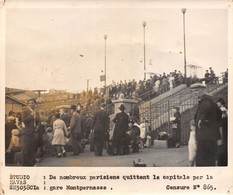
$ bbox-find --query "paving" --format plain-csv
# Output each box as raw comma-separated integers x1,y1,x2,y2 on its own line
36,145,189,167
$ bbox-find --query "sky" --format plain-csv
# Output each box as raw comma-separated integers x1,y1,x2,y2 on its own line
5,8,228,92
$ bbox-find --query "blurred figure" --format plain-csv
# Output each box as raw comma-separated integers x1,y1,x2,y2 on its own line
15,112,24,130
85,114,93,140
188,120,197,167
5,111,17,151
35,110,48,162
204,70,210,84
216,98,228,166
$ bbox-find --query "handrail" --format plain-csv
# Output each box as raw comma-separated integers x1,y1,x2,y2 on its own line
139,76,183,101
139,73,228,126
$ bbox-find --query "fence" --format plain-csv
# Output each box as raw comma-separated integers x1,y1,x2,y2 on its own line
139,75,228,144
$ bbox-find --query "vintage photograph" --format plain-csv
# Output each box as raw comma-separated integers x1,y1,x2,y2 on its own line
4,7,228,167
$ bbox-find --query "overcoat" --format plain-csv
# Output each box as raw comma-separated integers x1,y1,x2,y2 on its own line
194,94,222,166
112,111,129,143
20,106,39,166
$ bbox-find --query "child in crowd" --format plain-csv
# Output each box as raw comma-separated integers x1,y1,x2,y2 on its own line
6,129,20,153
188,120,197,166
6,129,22,165
43,127,55,157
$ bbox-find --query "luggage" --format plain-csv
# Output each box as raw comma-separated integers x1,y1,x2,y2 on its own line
89,130,95,152
133,159,146,167
153,140,168,149
167,138,176,148
145,135,151,148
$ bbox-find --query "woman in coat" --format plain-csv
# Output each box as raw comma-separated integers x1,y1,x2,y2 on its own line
52,113,68,157
171,107,181,148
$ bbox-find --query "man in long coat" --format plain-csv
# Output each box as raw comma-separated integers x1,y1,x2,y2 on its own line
193,84,222,166
20,99,39,166
112,104,129,155
92,103,109,156
70,105,83,155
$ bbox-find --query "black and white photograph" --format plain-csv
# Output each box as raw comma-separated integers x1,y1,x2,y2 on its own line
0,0,232,194
3,4,229,167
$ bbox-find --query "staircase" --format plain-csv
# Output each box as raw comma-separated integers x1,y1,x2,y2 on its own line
139,78,228,133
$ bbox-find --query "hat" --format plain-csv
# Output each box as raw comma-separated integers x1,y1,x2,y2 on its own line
119,104,126,111
190,83,206,89
173,106,180,111
70,105,77,110
100,103,106,108
217,98,225,105
129,119,135,124
28,98,36,104
55,112,61,118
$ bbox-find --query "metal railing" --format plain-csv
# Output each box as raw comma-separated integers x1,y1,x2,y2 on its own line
139,74,228,144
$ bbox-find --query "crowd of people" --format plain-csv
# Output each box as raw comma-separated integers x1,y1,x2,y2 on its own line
5,68,228,166
106,70,184,101
5,99,152,166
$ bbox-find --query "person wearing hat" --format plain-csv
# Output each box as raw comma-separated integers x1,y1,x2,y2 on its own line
204,70,210,84
112,104,129,155
69,105,83,155
92,103,109,156
193,84,222,166
60,108,71,130
20,98,40,166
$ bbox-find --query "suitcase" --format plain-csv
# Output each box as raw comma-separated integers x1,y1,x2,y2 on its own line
133,159,146,167
153,140,168,149
167,138,175,148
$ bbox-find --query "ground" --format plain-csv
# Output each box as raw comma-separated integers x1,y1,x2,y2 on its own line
36,145,189,167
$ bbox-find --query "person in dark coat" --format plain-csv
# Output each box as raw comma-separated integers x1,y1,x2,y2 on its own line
127,120,140,153
171,107,181,148
112,104,129,155
204,70,210,84
92,103,109,156
193,85,222,166
85,114,93,139
60,108,71,129
35,110,48,162
20,99,39,166
70,105,83,155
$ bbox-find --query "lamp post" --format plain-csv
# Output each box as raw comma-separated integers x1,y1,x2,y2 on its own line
182,8,187,86
86,79,90,92
104,34,107,88
142,21,147,80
